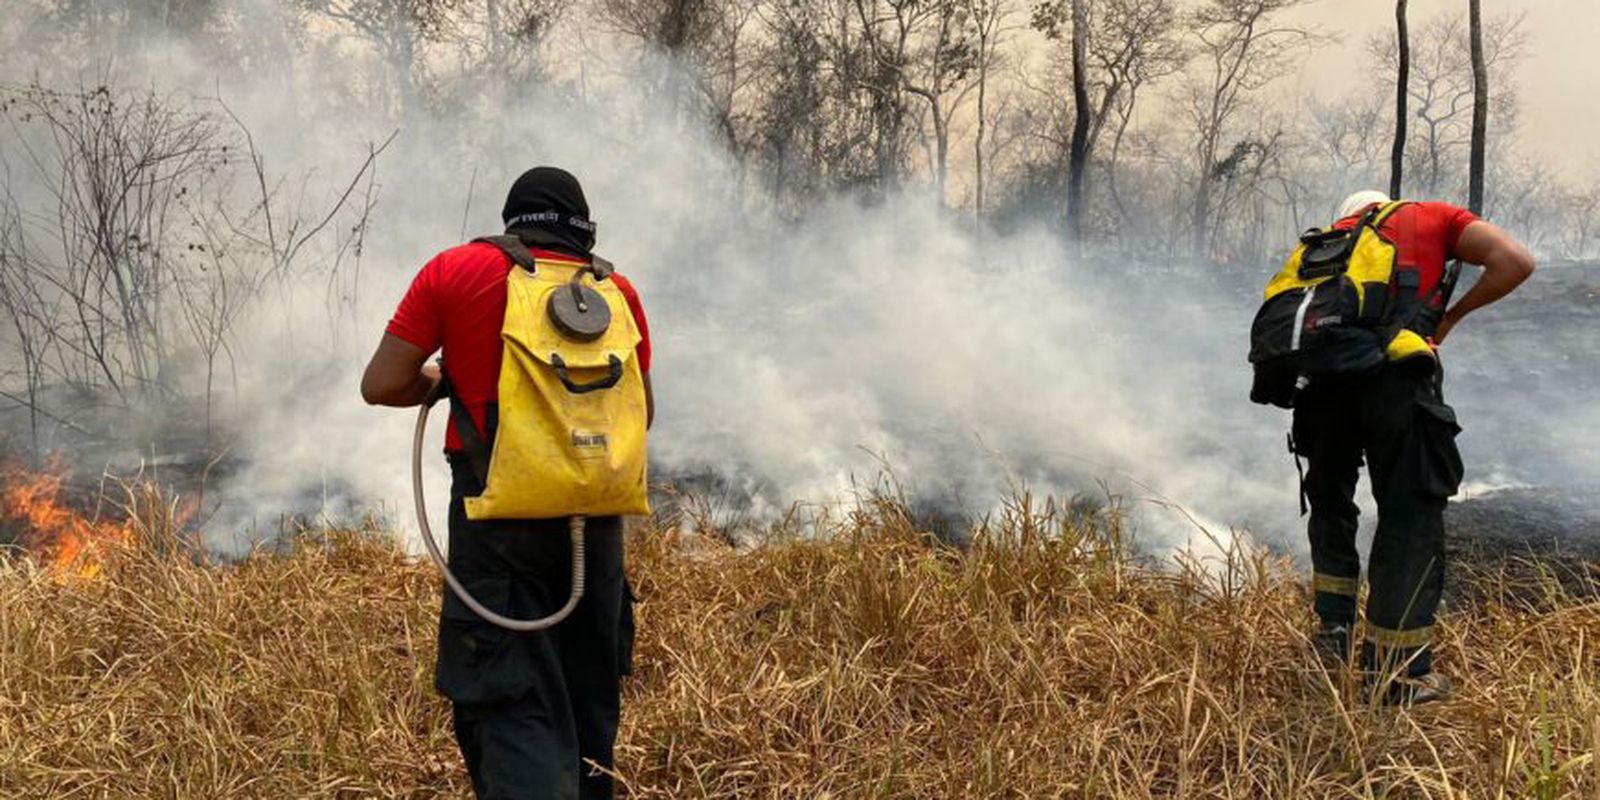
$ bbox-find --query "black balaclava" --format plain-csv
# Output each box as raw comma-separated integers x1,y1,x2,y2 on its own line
500,166,596,257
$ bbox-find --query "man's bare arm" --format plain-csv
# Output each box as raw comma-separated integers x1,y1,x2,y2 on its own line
361,334,440,406
1435,220,1535,343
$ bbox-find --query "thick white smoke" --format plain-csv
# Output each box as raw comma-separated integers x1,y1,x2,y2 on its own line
214,94,1296,556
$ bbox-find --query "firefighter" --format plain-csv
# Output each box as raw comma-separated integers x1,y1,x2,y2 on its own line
1292,190,1533,704
362,167,652,798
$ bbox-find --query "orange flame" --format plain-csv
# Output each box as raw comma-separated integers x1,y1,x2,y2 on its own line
2,460,132,578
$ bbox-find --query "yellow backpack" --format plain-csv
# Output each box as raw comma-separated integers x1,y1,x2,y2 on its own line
452,236,650,519
1247,201,1441,408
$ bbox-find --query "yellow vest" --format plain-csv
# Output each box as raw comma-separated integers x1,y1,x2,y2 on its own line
464,256,650,520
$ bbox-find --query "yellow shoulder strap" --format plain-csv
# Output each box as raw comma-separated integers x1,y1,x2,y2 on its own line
1370,199,1409,228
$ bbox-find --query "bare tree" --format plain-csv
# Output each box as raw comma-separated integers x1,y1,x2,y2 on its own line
481,0,567,74
0,82,387,481
26,0,230,63
297,0,466,117
1065,0,1090,243
1179,0,1317,258
743,0,979,203
170,219,249,479
851,0,920,194
696,1,763,172
847,0,980,201
1467,0,1486,215
1295,92,1386,224
0,187,63,464
1556,183,1600,261
1367,11,1522,198
1,84,229,398
1389,0,1408,197
5,0,1587,284
1087,0,1184,236
595,0,721,115
965,0,1010,223
746,0,888,208
904,0,981,206
1206,127,1289,262
1028,0,1183,235
1485,155,1553,251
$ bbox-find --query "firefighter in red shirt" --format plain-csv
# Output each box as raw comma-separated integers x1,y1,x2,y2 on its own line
1295,190,1533,704
362,167,652,799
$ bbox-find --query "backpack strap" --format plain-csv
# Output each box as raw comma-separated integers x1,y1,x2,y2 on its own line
473,234,539,272
1437,259,1464,306
437,369,492,487
1406,259,1463,339
1368,199,1410,230
475,234,615,283
1368,200,1459,341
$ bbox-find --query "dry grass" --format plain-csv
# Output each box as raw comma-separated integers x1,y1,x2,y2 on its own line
2,490,1598,798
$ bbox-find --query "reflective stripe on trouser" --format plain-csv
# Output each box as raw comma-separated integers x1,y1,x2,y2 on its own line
1312,572,1360,597
1310,571,1360,630
1366,622,1436,649
1291,365,1462,678
1366,621,1438,678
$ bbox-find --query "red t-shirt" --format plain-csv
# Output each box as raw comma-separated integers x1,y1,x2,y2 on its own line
386,241,651,451
1333,201,1480,300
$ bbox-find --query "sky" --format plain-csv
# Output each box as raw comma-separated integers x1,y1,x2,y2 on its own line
1284,0,1600,177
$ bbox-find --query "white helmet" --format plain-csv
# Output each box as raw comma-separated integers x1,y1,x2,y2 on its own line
1336,190,1391,220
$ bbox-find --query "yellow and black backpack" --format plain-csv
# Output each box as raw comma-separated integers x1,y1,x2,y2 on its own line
448,234,650,519
1248,201,1449,408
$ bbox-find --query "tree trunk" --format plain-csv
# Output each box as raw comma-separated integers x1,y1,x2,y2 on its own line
1389,0,1409,198
1107,104,1135,234
1066,0,1090,243
974,53,987,226
1191,139,1214,256
1467,0,1487,214
487,0,504,64
392,17,418,119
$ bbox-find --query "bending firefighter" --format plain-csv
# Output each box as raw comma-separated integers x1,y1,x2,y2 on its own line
1249,190,1533,704
362,167,653,799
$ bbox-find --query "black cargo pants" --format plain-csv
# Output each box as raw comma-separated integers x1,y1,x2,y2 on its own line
436,455,636,800
1291,363,1464,677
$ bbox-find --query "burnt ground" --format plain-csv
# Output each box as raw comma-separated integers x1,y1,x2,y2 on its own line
1437,263,1600,606
1445,487,1600,607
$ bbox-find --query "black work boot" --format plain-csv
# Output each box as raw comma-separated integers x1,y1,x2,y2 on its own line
1311,624,1353,667
1361,641,1447,706
1372,671,1454,707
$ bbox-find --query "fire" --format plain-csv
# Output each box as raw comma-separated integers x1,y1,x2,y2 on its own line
1,460,132,578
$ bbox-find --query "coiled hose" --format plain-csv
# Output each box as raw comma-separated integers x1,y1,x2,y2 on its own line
413,401,585,631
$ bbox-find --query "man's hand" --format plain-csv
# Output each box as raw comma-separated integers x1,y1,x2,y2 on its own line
420,361,444,404
1432,316,1457,345
361,334,438,407
1436,220,1535,344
